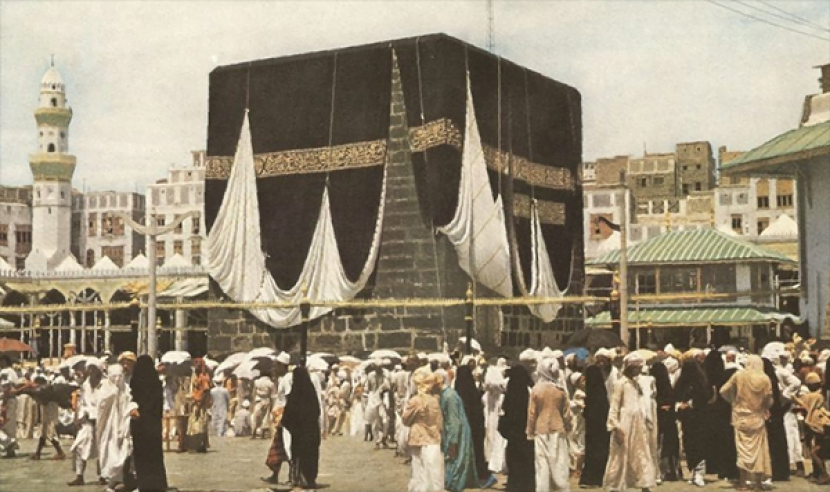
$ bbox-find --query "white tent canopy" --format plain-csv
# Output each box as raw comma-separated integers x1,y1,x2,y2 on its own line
123,253,149,270
54,255,84,272
91,256,120,271
760,214,797,237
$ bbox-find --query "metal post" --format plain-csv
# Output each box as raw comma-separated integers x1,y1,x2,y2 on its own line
147,233,158,358
465,283,474,355
174,300,187,352
104,310,111,353
619,186,630,348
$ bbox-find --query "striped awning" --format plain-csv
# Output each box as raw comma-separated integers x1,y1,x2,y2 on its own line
585,305,800,328
720,120,830,175
587,228,794,266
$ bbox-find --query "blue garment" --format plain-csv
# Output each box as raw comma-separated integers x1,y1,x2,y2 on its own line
440,387,478,492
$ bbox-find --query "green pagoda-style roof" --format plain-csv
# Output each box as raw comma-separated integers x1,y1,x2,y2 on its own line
587,228,794,266
586,305,798,328
720,120,830,175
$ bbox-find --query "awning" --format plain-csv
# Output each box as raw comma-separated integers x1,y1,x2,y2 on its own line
720,120,830,175
586,305,801,328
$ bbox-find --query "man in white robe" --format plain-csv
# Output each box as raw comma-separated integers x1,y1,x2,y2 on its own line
68,361,105,486
365,362,390,448
482,364,506,474
251,374,274,439
96,364,137,491
776,354,805,476
603,353,656,492
0,376,18,458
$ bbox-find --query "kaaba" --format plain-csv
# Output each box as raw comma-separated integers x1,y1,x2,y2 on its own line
204,33,584,354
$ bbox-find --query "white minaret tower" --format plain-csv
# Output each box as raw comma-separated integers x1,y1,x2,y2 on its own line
26,59,76,271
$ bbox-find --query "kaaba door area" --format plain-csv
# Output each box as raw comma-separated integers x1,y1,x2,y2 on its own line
204,34,584,355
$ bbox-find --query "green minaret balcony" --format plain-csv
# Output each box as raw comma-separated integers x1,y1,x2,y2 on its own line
35,106,72,127
29,153,76,181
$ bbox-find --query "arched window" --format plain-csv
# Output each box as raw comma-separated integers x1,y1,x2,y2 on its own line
47,143,55,153
51,98,57,107
86,249,95,268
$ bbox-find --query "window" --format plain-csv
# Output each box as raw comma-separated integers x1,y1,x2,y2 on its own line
636,272,657,294
50,98,57,107
191,214,201,235
757,219,769,235
682,165,688,171
86,249,95,267
60,132,65,139
60,191,65,199
639,178,648,188
166,188,174,205
180,186,189,205
191,237,201,255
682,184,690,195
101,245,125,267
88,196,97,208
0,224,7,246
757,196,770,209
151,189,160,206
47,143,55,153
694,182,702,191
173,240,183,255
191,255,201,266
731,214,743,233
102,213,114,235
119,195,128,207
659,267,698,293
777,194,793,208
156,216,166,228
174,214,183,234
156,241,165,266
14,227,31,245
696,164,701,170
653,176,664,186
88,213,97,236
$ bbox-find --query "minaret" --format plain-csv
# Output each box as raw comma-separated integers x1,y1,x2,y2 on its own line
26,60,76,270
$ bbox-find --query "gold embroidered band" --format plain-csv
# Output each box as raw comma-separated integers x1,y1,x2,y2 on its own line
205,118,574,192
512,194,567,225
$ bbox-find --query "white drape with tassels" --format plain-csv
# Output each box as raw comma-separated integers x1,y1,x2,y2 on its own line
528,202,570,322
437,73,513,298
207,110,387,328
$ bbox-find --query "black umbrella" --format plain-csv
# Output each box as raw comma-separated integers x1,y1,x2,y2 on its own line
565,328,624,350
18,383,79,409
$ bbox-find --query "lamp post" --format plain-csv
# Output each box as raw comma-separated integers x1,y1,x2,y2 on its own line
111,209,198,359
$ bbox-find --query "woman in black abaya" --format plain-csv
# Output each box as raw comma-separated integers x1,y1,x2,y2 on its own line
498,365,535,492
703,350,738,481
455,365,495,487
579,364,610,487
651,362,681,482
675,357,710,486
282,367,321,489
130,355,168,492
763,358,790,482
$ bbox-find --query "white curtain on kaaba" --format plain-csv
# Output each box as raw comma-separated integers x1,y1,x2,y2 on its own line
528,203,569,322
207,110,387,328
437,73,513,298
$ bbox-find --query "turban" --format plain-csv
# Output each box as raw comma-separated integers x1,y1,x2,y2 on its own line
117,351,137,363
805,372,822,385
623,352,645,369
536,358,560,384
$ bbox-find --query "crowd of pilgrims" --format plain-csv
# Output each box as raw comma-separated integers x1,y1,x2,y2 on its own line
1,339,830,492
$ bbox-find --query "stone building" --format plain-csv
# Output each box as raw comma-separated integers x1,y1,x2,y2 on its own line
204,34,584,355
677,141,716,194
721,64,830,339
145,151,207,267
79,191,146,267
0,186,33,270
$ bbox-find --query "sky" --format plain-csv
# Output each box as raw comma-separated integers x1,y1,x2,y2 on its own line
1,0,828,192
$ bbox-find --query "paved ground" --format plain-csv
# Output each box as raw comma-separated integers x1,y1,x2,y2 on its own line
1,434,828,492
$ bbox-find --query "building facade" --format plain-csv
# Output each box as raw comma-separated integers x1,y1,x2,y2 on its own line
145,151,207,266
0,186,33,270
79,191,146,267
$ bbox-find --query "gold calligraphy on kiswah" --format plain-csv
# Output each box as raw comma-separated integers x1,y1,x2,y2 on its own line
512,194,567,226
205,118,574,192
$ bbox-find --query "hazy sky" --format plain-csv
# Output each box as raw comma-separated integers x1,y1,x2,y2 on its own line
1,0,828,192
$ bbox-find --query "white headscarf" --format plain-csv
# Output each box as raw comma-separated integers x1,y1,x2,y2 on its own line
536,358,560,384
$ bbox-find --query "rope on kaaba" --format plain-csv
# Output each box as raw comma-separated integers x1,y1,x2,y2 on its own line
415,37,448,337
325,52,339,188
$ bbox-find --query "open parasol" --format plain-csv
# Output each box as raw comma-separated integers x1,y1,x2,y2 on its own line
306,355,330,372
160,351,192,365
369,349,401,360
563,347,590,361
631,349,658,362
246,347,277,359
458,337,482,352
0,337,33,353
428,352,451,364
338,355,362,367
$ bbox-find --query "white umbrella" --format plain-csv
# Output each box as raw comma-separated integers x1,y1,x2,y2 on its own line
246,347,277,359
338,355,362,366
369,349,401,360
203,356,219,371
214,352,247,377
60,355,93,371
458,337,482,352
160,351,191,365
233,359,261,380
306,355,330,372
519,348,538,362
428,353,451,364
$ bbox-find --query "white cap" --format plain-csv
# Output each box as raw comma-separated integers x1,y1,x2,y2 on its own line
275,352,290,366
